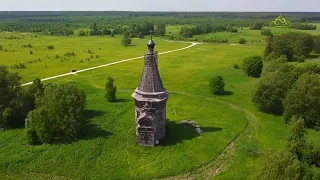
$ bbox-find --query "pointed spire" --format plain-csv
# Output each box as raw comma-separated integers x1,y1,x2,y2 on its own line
137,38,164,93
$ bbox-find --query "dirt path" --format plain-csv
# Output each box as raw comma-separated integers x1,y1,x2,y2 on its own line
21,42,200,86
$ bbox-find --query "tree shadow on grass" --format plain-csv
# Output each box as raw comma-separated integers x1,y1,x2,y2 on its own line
160,119,222,146
222,91,234,96
115,98,131,103
79,123,112,141
85,110,105,119
54,110,112,144
55,123,112,145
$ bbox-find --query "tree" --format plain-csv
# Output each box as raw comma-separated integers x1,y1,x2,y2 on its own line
26,83,86,144
264,36,273,58
297,55,306,63
239,38,246,44
284,73,320,130
9,77,44,128
261,29,273,36
0,66,21,129
154,23,166,36
252,71,291,114
257,150,301,180
250,22,264,30
267,32,314,61
271,36,294,61
242,56,263,78
105,77,117,102
102,29,112,35
292,32,314,57
78,30,86,36
180,26,194,38
209,75,225,95
287,117,309,160
289,63,320,84
121,34,131,46
314,35,320,54
138,31,144,39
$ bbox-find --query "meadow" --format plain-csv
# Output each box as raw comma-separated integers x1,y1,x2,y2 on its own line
0,25,320,179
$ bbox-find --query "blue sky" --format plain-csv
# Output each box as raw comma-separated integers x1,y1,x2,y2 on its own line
1,0,319,11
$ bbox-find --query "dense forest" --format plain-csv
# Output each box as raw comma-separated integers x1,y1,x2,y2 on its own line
0,11,320,35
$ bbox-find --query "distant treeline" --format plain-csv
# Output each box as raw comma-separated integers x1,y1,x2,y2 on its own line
0,11,319,35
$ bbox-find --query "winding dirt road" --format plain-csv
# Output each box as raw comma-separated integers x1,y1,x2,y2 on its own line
21,42,200,86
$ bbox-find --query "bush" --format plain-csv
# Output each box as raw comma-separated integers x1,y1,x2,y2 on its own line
239,38,246,44
234,64,240,69
242,56,263,78
25,83,86,144
105,77,117,102
284,73,320,130
29,50,33,55
298,55,306,63
209,75,225,95
121,36,131,46
47,45,54,50
257,150,301,180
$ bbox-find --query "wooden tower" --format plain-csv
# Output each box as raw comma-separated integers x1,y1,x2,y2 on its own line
132,36,169,147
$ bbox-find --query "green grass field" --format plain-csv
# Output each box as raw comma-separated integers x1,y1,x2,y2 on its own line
0,28,319,179
0,33,187,83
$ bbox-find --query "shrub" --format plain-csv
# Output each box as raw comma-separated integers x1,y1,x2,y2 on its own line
105,77,117,102
64,51,76,57
29,50,33,55
257,150,301,180
47,45,54,50
121,36,132,46
25,83,86,144
297,55,306,63
209,75,225,95
284,73,320,130
242,56,263,78
234,64,240,69
11,63,26,69
239,38,246,44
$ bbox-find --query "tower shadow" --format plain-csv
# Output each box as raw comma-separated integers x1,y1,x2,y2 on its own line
160,119,222,146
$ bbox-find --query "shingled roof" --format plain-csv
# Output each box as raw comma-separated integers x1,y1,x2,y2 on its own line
137,39,165,93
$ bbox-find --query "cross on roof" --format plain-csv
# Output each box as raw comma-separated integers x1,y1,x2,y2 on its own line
149,30,154,39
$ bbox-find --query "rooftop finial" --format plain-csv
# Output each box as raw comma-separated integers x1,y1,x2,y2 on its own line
149,30,154,40
147,30,155,53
